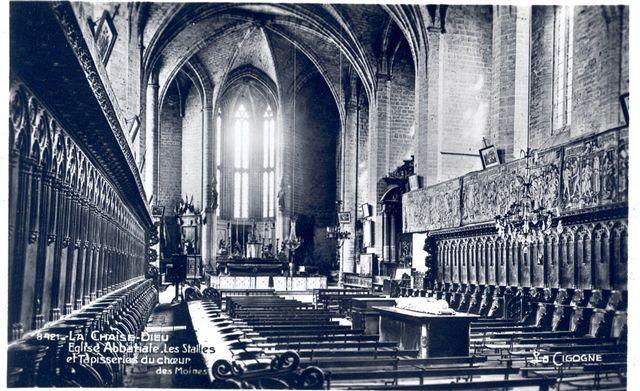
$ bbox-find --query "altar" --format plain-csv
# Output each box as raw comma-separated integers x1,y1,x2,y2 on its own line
214,257,289,276
374,306,478,358
208,275,327,292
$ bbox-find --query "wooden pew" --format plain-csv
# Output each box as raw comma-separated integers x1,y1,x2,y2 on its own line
221,294,549,390
8,279,158,387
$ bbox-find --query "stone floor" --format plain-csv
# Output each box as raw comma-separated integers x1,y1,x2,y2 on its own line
122,286,211,388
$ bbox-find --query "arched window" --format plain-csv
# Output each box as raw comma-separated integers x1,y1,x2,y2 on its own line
233,104,249,218
552,6,574,133
263,106,276,218
218,93,277,221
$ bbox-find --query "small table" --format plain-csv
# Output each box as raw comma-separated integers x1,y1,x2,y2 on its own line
374,306,478,358
350,297,397,335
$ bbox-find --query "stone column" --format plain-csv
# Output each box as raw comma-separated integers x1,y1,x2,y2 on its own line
203,104,217,270
381,207,388,262
145,72,159,198
373,72,391,259
389,207,397,263
424,28,444,186
491,6,530,160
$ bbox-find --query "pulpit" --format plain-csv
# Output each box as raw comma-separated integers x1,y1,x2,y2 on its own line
176,198,203,281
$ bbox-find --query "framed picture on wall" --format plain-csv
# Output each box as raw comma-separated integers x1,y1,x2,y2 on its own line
338,211,351,224
479,145,500,169
151,205,165,217
620,92,629,125
93,10,118,65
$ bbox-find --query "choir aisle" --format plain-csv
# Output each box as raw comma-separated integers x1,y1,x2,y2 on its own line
122,288,210,389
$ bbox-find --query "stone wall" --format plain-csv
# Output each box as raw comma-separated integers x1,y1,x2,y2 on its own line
388,41,415,170
181,84,203,210
437,5,493,181
529,5,629,150
158,83,182,209
292,72,340,272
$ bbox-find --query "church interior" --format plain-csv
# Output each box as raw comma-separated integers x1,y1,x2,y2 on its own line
7,2,630,389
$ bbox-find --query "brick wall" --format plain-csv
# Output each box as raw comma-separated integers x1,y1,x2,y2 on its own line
490,6,529,161
357,95,370,209
292,72,339,270
529,6,555,149
338,73,368,272
620,6,629,94
438,5,493,180
388,41,415,170
158,83,182,209
570,6,626,136
181,84,203,210
530,5,628,150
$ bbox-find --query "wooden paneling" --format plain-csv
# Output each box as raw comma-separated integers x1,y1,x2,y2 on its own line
9,80,150,340
430,218,626,291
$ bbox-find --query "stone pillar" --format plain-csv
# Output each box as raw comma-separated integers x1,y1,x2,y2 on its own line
389,208,397,263
145,72,159,199
374,73,391,258
203,104,217,269
341,94,357,277
381,207,388,261
423,27,444,185
413,50,432,184
491,6,530,160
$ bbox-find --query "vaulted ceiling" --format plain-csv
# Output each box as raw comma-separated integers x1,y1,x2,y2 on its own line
141,3,406,113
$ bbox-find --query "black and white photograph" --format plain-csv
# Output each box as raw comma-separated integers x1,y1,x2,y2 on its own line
3,1,638,390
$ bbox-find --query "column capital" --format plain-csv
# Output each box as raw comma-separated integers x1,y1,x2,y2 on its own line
376,72,392,82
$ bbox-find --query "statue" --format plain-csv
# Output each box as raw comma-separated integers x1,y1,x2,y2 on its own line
208,178,218,212
175,194,199,215
232,240,242,257
217,238,228,256
277,178,286,211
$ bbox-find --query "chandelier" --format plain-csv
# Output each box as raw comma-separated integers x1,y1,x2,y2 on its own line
326,201,351,248
494,148,563,248
283,218,303,252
